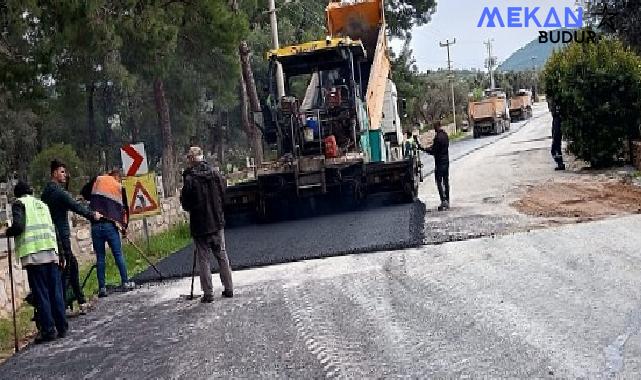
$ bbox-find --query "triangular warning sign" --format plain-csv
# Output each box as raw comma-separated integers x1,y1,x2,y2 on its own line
129,181,158,214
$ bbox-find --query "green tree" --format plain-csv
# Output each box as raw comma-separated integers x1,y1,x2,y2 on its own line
386,0,437,37
593,1,641,52
543,37,641,167
117,0,247,196
29,144,85,193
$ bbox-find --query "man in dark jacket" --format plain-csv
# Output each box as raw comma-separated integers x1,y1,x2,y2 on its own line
550,103,565,171
180,147,233,303
416,121,450,211
41,159,101,313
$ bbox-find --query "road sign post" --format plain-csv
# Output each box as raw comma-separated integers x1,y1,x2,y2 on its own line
142,217,151,254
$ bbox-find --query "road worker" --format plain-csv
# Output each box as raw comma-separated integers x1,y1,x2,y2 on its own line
7,181,67,343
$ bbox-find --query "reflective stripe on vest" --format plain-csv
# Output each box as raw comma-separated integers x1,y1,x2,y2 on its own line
15,195,59,258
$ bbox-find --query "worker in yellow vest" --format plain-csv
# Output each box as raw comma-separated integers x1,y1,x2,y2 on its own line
6,181,67,344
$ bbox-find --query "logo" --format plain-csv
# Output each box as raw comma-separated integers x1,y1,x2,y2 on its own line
477,6,599,44
590,3,618,33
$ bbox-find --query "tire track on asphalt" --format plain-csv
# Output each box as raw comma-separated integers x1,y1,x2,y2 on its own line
387,251,584,377
343,260,430,376
283,279,380,378
283,283,346,379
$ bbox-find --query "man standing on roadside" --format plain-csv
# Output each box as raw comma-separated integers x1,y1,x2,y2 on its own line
82,169,134,298
42,160,101,314
550,103,566,171
180,147,233,303
415,121,450,211
7,181,67,343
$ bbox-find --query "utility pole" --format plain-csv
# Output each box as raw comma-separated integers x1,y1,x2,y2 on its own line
531,56,538,102
440,38,457,133
484,39,496,89
268,0,286,98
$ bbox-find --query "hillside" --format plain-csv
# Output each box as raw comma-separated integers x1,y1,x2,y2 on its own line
499,33,565,72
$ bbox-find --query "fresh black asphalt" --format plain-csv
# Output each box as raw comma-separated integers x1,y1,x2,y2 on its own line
134,200,426,283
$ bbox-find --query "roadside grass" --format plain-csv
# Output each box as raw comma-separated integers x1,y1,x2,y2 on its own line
0,305,36,361
449,130,468,141
0,222,191,361
80,222,191,296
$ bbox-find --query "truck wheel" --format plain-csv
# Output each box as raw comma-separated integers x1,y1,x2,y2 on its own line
256,194,270,222
342,180,365,209
473,128,480,139
402,179,418,203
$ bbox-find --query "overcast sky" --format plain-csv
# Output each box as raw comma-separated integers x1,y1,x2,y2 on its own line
391,0,579,71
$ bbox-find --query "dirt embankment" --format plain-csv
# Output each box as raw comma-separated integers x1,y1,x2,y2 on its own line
512,178,641,219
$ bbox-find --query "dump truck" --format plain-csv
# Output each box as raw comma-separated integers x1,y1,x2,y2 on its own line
509,89,533,122
469,89,510,139
224,0,422,220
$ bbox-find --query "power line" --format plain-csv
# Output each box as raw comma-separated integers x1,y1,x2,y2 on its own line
439,38,457,132
484,39,497,89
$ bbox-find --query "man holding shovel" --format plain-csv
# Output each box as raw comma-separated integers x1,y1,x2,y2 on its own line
82,169,134,298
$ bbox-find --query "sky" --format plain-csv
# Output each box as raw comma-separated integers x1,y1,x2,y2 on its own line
391,0,579,72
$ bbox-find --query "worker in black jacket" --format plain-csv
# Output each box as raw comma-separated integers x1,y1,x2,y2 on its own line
180,147,233,303
415,121,450,211
550,103,565,171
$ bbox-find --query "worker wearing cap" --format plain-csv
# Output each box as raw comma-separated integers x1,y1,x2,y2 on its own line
403,131,417,158
180,146,233,303
81,169,134,298
7,181,67,343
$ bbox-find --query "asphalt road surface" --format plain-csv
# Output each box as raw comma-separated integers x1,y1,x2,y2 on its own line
5,215,641,378
8,103,641,377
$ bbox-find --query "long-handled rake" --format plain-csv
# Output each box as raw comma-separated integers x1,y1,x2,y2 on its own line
123,235,164,282
180,248,201,301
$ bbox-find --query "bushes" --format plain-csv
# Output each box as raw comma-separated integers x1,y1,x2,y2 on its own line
543,37,641,167
28,144,85,193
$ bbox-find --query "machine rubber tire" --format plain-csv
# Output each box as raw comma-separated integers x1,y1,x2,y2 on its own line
256,194,270,222
342,180,365,209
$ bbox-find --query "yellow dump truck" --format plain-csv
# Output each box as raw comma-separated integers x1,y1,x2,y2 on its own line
224,0,422,220
509,89,533,122
469,89,510,139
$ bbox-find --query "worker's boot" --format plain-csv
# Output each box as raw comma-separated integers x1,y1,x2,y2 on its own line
554,155,565,171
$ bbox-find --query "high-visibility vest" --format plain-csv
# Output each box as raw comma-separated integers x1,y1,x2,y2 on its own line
14,195,58,259
404,139,416,157
90,175,126,225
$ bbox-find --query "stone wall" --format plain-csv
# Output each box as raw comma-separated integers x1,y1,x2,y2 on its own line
0,196,187,318
0,250,29,319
